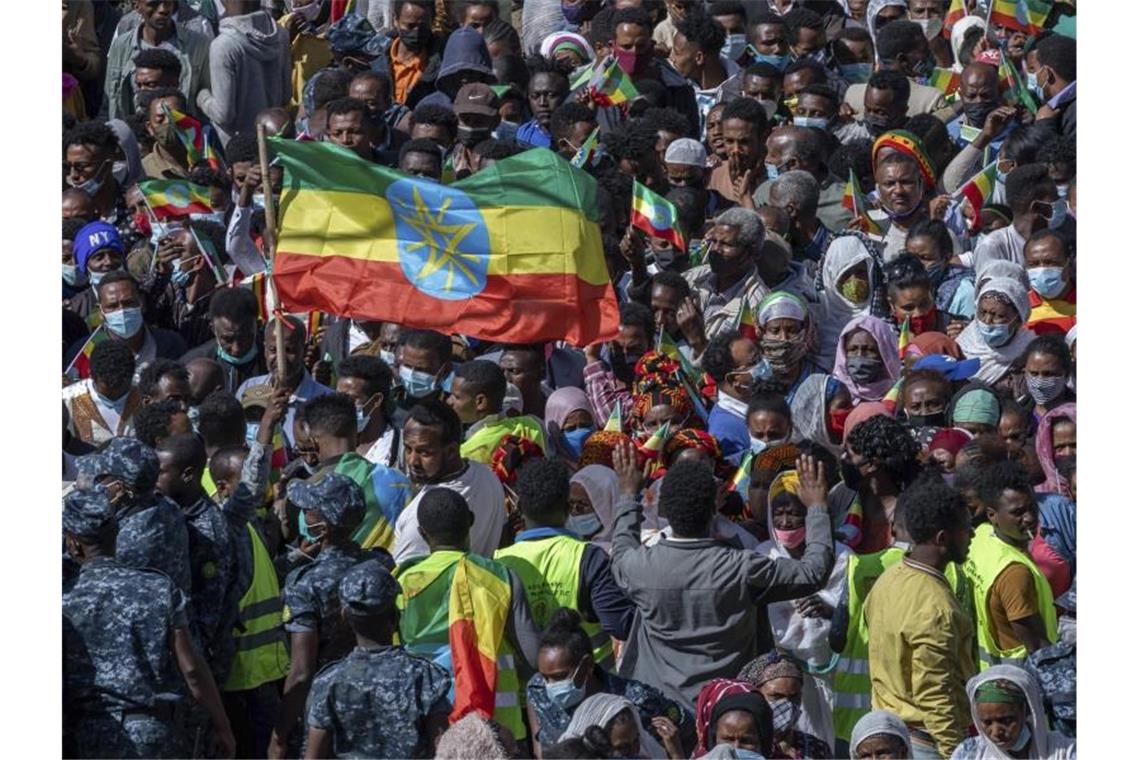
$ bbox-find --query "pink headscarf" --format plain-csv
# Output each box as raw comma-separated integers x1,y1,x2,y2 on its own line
833,315,903,404
1035,403,1076,498
693,679,757,757
543,387,594,436
843,401,890,442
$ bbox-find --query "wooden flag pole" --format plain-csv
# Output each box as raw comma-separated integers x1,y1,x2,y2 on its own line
256,123,287,386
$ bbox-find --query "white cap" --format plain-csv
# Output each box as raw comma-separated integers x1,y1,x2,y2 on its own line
664,138,707,167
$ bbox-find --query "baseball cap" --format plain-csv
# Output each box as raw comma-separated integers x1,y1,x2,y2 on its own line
287,473,366,530
664,138,707,167
912,354,981,382
339,559,401,616
454,83,500,118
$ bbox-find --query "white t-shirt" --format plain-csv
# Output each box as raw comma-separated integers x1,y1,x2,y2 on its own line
391,460,507,564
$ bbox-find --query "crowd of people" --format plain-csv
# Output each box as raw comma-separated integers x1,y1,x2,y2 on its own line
61,0,1077,758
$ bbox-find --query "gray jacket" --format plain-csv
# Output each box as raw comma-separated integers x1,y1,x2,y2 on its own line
610,495,834,705
196,10,290,145
103,23,212,122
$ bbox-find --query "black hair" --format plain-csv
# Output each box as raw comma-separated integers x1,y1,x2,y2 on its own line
976,460,1035,507
659,460,716,537
313,68,356,111
601,120,658,163
899,479,969,544
138,359,189,400
643,108,691,140
744,62,782,80
900,369,952,407
708,1,746,18
526,53,569,82
876,19,927,62
208,444,247,485
544,728,613,760
550,102,597,144
1000,124,1053,166
538,607,592,666
197,389,245,447
846,415,922,488
482,17,520,52
63,217,87,241
722,97,770,133
338,354,394,399
89,340,135,390
666,186,706,240
751,11,789,33
1035,33,1076,83
619,300,654,336
392,0,436,19
134,399,185,448
403,329,453,366
140,86,188,115
407,398,463,446
399,137,444,165
454,360,507,406
676,9,726,54
350,69,393,99
64,121,119,156
905,218,954,260
611,7,653,35
224,132,259,166
837,25,873,44
798,82,839,106
958,27,986,67
905,113,955,176
651,270,691,299
302,393,357,439
866,69,910,105
410,103,459,138
156,432,207,473
417,487,472,546
746,391,791,423
133,48,182,76
588,8,617,48
701,331,741,384
784,7,825,36
1024,228,1073,261
1023,334,1073,376
884,253,931,296
325,95,372,123
473,138,525,162
188,167,231,196
828,138,874,193
1038,134,1076,175
783,59,828,85
516,458,571,523
207,287,258,325
1005,163,1053,215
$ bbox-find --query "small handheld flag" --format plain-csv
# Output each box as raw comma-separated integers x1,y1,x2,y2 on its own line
952,161,999,234
637,423,670,460
997,49,1038,112
944,0,966,34
842,169,885,236
570,126,601,169
736,302,758,342
927,68,961,98
138,179,214,219
161,102,206,167
898,316,912,360
631,181,686,253
990,0,1052,35
65,326,109,380
726,451,755,495
604,401,623,433
590,58,639,107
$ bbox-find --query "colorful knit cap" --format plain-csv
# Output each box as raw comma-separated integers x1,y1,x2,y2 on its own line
872,129,937,189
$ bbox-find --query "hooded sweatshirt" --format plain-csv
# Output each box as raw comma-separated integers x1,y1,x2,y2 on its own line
950,665,1075,760
196,10,291,144
417,27,495,108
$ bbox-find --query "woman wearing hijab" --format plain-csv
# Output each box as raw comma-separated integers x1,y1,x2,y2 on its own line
864,0,907,43
560,693,671,759
694,680,774,759
739,652,834,760
756,291,826,401
1035,403,1075,500
545,387,598,465
790,375,852,461
956,277,1036,389
951,666,1074,760
868,131,941,260
832,315,902,406
848,710,912,759
570,464,621,551
814,232,891,369
540,30,594,71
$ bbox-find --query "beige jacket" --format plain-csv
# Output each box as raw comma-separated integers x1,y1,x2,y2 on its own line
845,81,957,123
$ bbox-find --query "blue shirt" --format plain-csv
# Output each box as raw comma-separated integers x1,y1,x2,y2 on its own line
946,115,1015,152
516,119,552,148
234,370,334,449
709,402,750,466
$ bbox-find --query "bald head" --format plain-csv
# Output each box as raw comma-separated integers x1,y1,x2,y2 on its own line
62,188,95,220
185,358,226,405
257,107,296,139
766,125,826,177
960,62,999,104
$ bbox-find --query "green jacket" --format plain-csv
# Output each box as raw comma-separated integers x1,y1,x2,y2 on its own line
103,23,212,122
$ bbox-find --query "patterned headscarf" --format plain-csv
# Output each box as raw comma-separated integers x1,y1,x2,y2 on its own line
739,651,804,688
872,129,937,189
577,430,633,469
664,428,732,479
631,386,693,428
489,435,546,486
694,679,758,757
632,351,682,394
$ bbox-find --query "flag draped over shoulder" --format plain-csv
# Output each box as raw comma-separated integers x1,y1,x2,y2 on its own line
270,139,619,346
448,556,511,723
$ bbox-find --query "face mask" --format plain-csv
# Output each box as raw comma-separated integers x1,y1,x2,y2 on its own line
297,513,327,543
456,125,492,147
764,162,782,181
749,436,770,455
978,320,1015,348
380,349,397,368
883,193,925,221
399,365,439,399
217,342,259,366
190,210,227,226
250,193,267,211
733,749,766,760
906,307,937,335
913,16,943,40
799,49,829,67
245,421,260,445
1009,724,1033,753
563,426,594,459
131,211,153,239
398,24,431,52
748,359,774,386
827,407,850,439
112,160,129,186
864,116,893,139
355,394,380,432
63,264,87,287
708,250,732,276
907,410,946,428
839,277,870,304
92,386,127,407
841,461,862,489
614,46,650,76
1028,266,1067,299
1026,374,1066,405
294,0,322,22
1026,69,1043,99
68,162,107,196
103,306,144,339
1046,198,1068,230
545,663,587,709
567,512,602,539
846,355,883,384
722,33,748,62
753,51,790,72
88,267,123,288
1055,183,1070,200
910,56,935,81
925,262,946,284
170,258,193,288
962,100,999,126
761,338,808,372
561,2,591,24
839,62,872,83
773,526,805,549
650,247,676,270
793,115,830,131
768,697,803,732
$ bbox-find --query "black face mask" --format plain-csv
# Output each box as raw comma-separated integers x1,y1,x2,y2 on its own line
907,410,947,429
398,24,431,52
610,347,636,384
456,125,492,147
708,250,732,277
864,116,894,138
962,100,1000,127
841,461,863,490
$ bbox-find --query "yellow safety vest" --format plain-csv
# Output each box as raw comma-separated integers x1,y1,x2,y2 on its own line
963,525,1057,670
223,523,290,691
495,534,615,671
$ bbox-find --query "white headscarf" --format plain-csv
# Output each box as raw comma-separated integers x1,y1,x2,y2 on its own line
960,665,1075,760
951,15,987,70
571,465,620,550
814,235,885,369
560,694,667,759
789,373,845,459
976,259,1030,296
956,277,1035,385
865,0,909,61
849,711,912,759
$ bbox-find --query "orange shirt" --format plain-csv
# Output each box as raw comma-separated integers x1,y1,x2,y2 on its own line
389,38,426,105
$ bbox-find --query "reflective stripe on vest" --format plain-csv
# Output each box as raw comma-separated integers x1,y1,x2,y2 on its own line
963,526,1058,671
224,523,290,691
832,691,873,710
495,535,615,670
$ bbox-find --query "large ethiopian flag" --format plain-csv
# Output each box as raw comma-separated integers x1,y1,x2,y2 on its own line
270,139,620,345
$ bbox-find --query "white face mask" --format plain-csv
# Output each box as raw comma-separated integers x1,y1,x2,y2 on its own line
912,16,943,41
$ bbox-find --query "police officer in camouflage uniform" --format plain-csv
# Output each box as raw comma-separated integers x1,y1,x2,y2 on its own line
80,437,193,598
304,559,453,757
63,488,235,759
267,473,391,758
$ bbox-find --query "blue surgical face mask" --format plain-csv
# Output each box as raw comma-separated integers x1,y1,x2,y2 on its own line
749,436,769,455
92,386,127,407
753,51,790,72
722,33,748,63
399,365,439,399
567,512,602,539
170,258,193,288
1026,69,1043,99
1027,266,1067,299
793,115,830,131
1055,183,1070,199
187,405,201,432
245,421,260,444
380,349,397,369
251,193,267,211
189,210,227,226
1047,198,1068,230
764,162,782,181
749,359,773,385
88,267,123,288
217,342,260,366
839,62,872,84
978,320,1015,348
63,264,86,287
563,426,594,459
355,393,380,433
1010,724,1033,753
545,663,587,710
103,306,144,338
733,748,766,760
